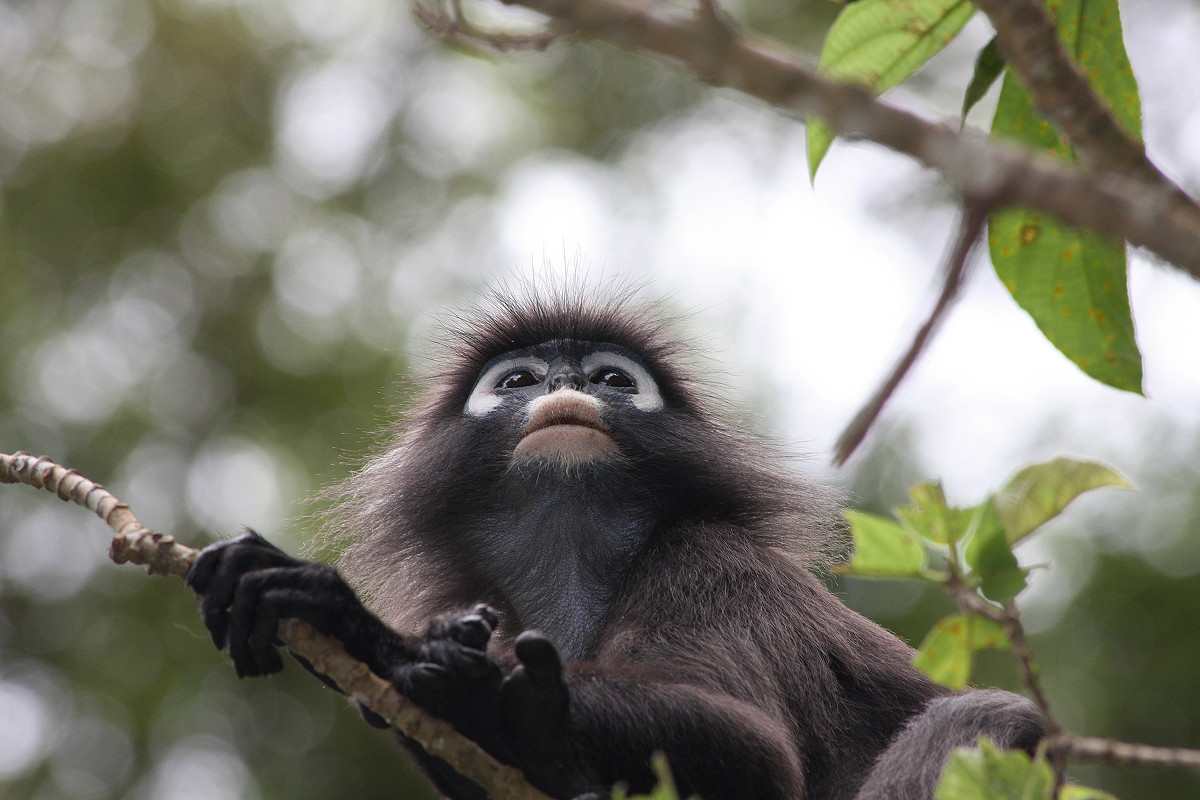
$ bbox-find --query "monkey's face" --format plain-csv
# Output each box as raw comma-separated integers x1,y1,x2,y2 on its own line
464,339,664,467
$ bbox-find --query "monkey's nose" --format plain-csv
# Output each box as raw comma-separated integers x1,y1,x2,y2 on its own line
549,372,586,391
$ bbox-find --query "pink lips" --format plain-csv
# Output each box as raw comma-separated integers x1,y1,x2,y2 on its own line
514,392,617,463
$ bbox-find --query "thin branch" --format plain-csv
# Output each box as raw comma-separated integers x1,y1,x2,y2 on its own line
0,451,553,800
947,578,1061,740
693,0,733,39
1049,734,1200,773
0,450,196,578
833,204,986,466
488,0,1200,277
973,0,1199,221
945,582,1200,780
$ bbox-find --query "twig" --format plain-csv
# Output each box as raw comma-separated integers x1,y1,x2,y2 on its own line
1048,734,1200,773
833,203,986,466
0,451,553,800
490,0,1200,277
945,576,1070,786
0,450,196,578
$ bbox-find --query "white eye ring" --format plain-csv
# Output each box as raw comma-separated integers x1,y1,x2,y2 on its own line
582,351,663,411
466,357,545,416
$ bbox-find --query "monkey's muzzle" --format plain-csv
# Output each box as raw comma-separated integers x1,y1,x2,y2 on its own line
514,390,618,464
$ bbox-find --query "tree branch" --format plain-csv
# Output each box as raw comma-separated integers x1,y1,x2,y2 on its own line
833,203,986,466
947,577,1061,739
0,451,553,800
947,577,1200,779
469,0,1200,277
1049,735,1200,772
973,0,1199,221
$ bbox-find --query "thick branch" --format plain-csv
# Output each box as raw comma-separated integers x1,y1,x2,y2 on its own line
0,451,552,800
488,0,1200,277
973,0,1199,221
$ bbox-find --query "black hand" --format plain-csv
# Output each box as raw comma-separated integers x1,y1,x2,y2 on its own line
501,631,587,798
187,530,398,678
387,604,504,722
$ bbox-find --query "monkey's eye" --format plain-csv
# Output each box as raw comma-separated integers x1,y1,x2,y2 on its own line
581,350,663,411
498,369,539,389
591,369,635,389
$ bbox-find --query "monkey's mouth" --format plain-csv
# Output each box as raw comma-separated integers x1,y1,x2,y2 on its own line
514,391,618,463
523,413,608,438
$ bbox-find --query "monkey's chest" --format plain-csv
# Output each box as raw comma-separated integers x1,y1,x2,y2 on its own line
473,497,652,661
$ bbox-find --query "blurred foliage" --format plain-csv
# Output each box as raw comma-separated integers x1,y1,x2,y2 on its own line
0,0,1198,799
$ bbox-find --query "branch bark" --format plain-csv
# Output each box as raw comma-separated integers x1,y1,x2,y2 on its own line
946,577,1200,777
0,451,553,800
473,0,1200,277
973,0,1198,221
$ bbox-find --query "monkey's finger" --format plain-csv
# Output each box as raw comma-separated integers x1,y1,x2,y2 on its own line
226,577,279,677
446,613,495,650
247,592,289,677
419,637,494,680
198,594,232,651
186,530,283,595
189,533,298,639
397,662,453,712
514,631,564,683
469,603,500,629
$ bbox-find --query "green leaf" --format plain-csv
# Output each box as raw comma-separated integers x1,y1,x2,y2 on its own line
935,740,1055,800
988,0,1143,393
841,510,927,578
961,36,1004,120
993,457,1133,544
808,0,977,178
962,502,1027,602
914,614,1010,690
896,481,970,545
1059,786,1122,800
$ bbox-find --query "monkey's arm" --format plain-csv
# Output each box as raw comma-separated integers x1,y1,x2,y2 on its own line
188,533,806,800
187,533,589,797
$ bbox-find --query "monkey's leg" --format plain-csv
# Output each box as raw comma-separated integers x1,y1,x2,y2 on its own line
852,689,1045,800
561,675,807,800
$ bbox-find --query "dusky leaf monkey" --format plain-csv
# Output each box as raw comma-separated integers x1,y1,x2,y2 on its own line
188,287,1043,800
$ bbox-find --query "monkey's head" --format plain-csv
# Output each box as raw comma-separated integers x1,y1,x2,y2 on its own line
408,287,710,486
455,309,692,474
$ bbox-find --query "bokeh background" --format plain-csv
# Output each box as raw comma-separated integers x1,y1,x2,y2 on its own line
2,0,1199,797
